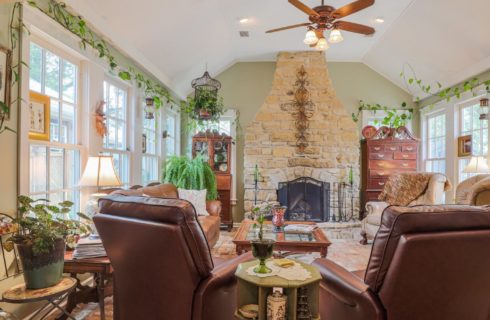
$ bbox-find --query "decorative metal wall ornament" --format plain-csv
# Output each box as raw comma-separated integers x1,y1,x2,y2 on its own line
94,101,107,137
281,65,315,155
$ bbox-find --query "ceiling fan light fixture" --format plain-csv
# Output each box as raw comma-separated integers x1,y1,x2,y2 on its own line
315,37,329,51
303,29,319,45
328,29,343,43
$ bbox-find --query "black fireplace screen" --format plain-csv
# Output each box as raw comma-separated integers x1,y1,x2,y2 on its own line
276,177,355,222
277,177,330,222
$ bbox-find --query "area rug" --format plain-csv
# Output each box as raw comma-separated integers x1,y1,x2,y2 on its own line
47,229,372,320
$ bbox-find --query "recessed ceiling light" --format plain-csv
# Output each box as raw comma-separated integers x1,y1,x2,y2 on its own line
375,17,385,23
239,18,249,24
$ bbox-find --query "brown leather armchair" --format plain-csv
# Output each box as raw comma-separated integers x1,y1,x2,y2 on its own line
313,204,490,320
110,183,222,247
94,195,252,320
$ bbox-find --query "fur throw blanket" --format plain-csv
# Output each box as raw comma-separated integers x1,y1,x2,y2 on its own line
378,172,452,206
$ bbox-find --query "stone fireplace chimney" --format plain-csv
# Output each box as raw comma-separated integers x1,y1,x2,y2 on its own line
244,51,360,219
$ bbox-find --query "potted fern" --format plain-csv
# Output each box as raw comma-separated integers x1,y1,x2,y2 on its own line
3,196,91,289
163,155,218,200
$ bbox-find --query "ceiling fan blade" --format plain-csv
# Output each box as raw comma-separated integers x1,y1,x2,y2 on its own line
266,23,312,33
288,0,320,17
336,21,375,35
332,0,375,19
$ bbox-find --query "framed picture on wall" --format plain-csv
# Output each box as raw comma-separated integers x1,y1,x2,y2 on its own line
29,91,51,141
0,46,12,120
458,135,472,157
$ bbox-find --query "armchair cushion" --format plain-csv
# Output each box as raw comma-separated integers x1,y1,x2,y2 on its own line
469,177,490,205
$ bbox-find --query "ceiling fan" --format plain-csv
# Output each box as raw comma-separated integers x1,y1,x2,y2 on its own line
266,0,376,50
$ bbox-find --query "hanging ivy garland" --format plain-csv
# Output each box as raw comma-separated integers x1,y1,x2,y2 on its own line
23,0,175,109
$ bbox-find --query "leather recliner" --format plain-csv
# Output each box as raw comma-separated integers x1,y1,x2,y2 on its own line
94,195,252,320
313,204,490,320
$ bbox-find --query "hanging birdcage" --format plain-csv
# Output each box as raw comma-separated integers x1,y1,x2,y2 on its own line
191,71,221,100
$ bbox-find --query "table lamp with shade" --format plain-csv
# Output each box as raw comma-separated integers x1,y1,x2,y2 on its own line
463,156,490,174
79,155,122,217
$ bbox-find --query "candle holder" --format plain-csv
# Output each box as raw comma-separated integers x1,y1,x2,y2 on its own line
272,205,287,232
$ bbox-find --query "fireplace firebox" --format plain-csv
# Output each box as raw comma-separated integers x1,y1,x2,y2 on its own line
277,177,330,222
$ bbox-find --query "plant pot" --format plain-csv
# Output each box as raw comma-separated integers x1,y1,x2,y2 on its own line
250,239,275,274
16,238,65,289
198,109,212,120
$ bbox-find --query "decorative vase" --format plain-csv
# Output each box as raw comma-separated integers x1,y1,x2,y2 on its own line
250,239,275,274
272,206,287,232
267,290,287,320
16,238,65,289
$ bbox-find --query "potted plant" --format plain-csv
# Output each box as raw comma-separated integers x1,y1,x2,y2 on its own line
181,90,226,122
163,155,218,200
251,205,275,274
3,196,91,289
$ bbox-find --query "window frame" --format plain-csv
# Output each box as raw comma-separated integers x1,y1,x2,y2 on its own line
102,77,131,187
27,38,83,213
423,109,446,174
141,105,160,185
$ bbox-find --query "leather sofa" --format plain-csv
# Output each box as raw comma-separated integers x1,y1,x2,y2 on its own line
360,173,448,244
94,195,253,320
313,204,490,320
109,183,221,248
455,174,490,205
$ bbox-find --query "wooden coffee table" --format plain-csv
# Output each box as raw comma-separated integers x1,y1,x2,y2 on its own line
233,220,331,258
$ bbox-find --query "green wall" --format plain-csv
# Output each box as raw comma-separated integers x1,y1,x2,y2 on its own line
214,61,415,221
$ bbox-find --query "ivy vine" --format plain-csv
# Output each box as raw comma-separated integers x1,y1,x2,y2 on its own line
26,0,174,108
400,63,490,104
352,100,413,129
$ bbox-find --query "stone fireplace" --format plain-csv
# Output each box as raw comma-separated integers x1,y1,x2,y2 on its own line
243,51,360,220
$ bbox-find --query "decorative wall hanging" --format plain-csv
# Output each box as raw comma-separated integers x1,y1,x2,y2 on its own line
0,46,12,121
458,135,472,157
94,101,107,137
281,65,315,154
28,91,50,141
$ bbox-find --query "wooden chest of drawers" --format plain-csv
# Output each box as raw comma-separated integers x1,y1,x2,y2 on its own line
361,133,419,218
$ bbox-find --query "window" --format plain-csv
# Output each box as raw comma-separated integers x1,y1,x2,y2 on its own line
103,80,130,186
165,108,180,156
142,110,159,185
459,102,488,182
424,112,446,174
28,42,81,216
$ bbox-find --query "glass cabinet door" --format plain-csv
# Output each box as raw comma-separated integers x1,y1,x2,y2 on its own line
213,140,229,173
194,140,209,161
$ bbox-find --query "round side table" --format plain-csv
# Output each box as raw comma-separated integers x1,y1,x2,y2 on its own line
235,260,321,320
2,277,77,320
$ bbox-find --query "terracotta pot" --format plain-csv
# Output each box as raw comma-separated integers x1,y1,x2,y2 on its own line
199,109,212,120
17,238,65,289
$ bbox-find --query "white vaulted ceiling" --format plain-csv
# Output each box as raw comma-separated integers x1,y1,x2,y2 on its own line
64,0,490,99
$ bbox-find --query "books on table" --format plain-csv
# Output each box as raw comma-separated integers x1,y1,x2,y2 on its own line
73,234,107,259
284,224,318,234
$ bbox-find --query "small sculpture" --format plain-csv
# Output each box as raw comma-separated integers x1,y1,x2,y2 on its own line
94,101,107,137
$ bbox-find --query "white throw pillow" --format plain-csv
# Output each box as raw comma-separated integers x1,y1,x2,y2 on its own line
178,188,209,216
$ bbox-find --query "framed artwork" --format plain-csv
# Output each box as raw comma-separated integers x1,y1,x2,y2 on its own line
458,135,472,157
0,46,12,120
29,91,50,141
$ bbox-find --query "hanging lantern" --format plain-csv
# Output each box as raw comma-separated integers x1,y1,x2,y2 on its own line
479,97,489,121
144,98,155,120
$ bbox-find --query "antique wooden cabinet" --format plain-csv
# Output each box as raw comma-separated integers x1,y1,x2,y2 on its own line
361,127,419,217
192,132,233,231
